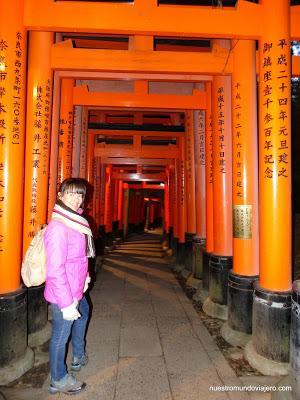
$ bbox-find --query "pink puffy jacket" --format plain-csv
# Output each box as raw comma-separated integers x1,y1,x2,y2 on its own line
43,220,88,309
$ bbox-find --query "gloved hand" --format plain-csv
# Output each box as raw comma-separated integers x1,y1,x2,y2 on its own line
61,301,81,321
83,276,91,293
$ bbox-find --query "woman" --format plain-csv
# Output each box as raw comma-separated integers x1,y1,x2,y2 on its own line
44,178,95,395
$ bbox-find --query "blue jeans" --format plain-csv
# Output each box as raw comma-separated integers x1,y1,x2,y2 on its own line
49,296,89,381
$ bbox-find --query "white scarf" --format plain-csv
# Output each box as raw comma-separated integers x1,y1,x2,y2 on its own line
51,203,95,258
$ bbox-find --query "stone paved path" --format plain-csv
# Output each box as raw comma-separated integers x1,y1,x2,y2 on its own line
2,231,275,400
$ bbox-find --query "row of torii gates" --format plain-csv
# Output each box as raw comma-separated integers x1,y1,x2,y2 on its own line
1,0,300,397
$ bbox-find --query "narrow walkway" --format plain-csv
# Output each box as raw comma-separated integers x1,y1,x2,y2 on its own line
3,232,273,400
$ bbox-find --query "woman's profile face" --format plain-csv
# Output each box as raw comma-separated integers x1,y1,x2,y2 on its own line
59,191,84,212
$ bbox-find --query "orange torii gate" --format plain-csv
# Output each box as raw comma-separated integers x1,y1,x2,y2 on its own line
1,0,300,391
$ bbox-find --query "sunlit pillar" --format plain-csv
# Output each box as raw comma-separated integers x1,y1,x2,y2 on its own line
245,0,291,376
203,40,232,320
57,78,74,185
0,0,34,381
221,39,259,348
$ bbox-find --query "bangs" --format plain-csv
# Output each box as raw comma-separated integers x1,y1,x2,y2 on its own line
59,178,87,197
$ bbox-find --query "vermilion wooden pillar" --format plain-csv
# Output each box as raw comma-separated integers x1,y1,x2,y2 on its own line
113,178,119,233
47,68,61,220
94,156,101,227
203,40,232,320
117,180,123,234
205,82,214,257
164,167,170,235
222,39,259,346
0,0,34,380
72,106,82,177
246,0,292,375
23,32,53,252
122,183,130,238
193,109,206,280
79,106,88,179
184,111,196,272
104,165,113,244
176,136,186,266
23,32,54,347
86,131,94,217
57,78,74,185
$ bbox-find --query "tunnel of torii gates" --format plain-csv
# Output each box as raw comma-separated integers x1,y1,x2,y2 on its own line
2,0,300,393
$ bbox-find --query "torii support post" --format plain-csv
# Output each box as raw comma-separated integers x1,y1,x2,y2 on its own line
112,178,119,234
0,0,34,383
184,111,196,274
123,183,130,239
72,106,82,177
221,39,259,348
203,41,233,320
163,167,170,247
176,136,186,268
202,82,214,293
117,180,123,237
193,109,206,280
57,78,74,185
104,165,114,247
79,106,88,179
23,31,53,348
246,0,292,377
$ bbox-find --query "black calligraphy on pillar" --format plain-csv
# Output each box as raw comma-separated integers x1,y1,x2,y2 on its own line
12,32,23,145
261,38,290,180
0,37,8,252
180,160,184,207
233,82,243,199
80,112,87,177
186,113,192,181
217,86,226,173
66,110,73,175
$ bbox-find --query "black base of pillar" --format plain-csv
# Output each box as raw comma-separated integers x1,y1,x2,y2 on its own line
184,232,195,272
177,242,185,265
27,284,47,335
112,220,119,233
291,291,300,398
172,237,178,258
252,283,291,363
228,271,258,334
193,237,205,279
202,251,211,291
105,231,115,247
118,229,124,239
209,254,232,305
168,227,174,249
0,287,27,366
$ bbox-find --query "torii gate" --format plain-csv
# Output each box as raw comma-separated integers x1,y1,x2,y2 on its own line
1,0,300,393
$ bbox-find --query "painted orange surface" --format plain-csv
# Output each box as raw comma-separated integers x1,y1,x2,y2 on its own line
57,78,74,184
205,82,214,253
185,111,196,234
0,0,26,293
232,39,259,277
23,31,53,254
258,0,291,292
212,44,233,257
